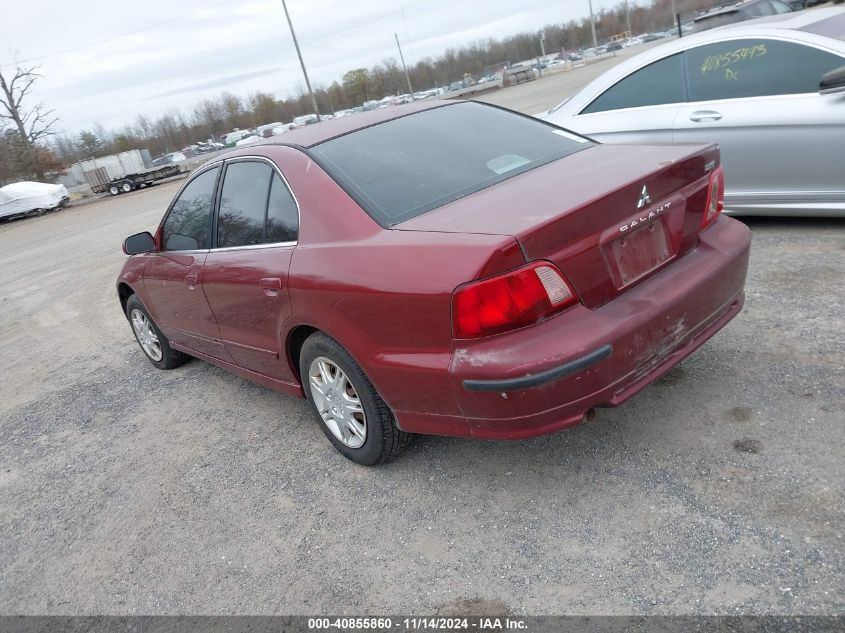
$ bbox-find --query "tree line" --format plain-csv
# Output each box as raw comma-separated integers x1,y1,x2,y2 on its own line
1,0,715,184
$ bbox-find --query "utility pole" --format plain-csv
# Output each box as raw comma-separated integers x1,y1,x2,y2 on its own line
671,0,680,37
625,0,632,37
280,0,321,121
588,0,598,51
538,32,546,76
394,33,415,99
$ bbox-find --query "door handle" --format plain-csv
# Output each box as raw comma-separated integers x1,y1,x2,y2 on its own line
689,110,723,122
184,272,199,289
260,277,283,297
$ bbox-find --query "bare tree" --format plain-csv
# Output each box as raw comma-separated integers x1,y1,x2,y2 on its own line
0,65,58,180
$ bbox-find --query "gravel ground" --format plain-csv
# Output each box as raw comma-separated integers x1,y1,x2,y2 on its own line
1,75,843,617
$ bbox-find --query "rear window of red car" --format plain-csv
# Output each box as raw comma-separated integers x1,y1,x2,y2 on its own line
308,102,593,227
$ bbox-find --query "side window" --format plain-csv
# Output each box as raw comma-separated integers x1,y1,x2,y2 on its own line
686,39,845,102
745,2,776,17
217,161,273,248
581,53,685,114
266,172,299,243
162,166,219,251
769,1,793,15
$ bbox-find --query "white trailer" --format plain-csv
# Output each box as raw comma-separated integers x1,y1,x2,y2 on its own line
75,149,181,195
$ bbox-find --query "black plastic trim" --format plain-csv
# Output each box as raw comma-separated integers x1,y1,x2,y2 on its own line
462,344,612,392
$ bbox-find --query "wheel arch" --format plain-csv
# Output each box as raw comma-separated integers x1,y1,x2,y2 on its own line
117,282,135,315
286,324,319,384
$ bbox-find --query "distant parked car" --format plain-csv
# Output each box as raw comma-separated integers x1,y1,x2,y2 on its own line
194,141,224,153
151,152,187,167
235,135,262,147
693,0,792,32
256,122,284,138
540,8,845,216
292,114,319,127
223,130,253,146
0,181,69,220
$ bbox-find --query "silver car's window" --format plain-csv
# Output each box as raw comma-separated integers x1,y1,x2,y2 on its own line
769,1,792,15
581,54,685,114
162,166,219,251
686,39,845,102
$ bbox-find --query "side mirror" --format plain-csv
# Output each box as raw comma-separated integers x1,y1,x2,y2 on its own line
123,231,156,255
820,65,845,95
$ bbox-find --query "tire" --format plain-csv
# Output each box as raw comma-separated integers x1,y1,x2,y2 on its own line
120,181,134,193
300,332,411,465
108,185,120,196
125,294,188,370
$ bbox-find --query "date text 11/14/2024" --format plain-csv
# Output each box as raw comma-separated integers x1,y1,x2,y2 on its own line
307,617,529,630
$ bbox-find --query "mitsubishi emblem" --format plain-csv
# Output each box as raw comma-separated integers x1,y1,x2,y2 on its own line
637,185,652,209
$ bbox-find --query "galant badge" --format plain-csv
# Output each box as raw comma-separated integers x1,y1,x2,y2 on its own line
637,185,652,209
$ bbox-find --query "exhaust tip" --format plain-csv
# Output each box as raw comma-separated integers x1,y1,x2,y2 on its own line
584,408,597,423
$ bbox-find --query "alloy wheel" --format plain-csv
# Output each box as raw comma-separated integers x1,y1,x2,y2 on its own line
308,356,367,448
130,309,163,361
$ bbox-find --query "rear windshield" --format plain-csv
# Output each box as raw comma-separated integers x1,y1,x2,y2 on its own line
309,102,593,226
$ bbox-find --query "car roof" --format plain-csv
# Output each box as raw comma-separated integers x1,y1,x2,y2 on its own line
694,0,762,21
548,7,845,115
635,7,845,55
711,5,845,31
255,100,449,149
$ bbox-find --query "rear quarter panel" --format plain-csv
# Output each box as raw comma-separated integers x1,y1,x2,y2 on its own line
272,146,524,422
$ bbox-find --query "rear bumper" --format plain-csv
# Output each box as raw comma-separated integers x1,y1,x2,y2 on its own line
463,344,613,392
395,216,751,439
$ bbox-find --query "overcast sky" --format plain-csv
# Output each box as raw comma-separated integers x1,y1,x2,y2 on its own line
2,0,625,134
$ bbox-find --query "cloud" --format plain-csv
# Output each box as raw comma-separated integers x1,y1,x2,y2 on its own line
0,0,626,132
148,67,283,99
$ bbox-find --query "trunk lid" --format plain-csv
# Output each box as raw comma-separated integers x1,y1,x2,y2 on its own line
395,143,719,308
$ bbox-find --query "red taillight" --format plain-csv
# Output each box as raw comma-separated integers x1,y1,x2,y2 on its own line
700,166,725,230
452,261,579,338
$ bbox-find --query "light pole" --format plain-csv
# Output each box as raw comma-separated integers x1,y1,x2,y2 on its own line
538,32,546,76
670,0,680,37
280,0,321,121
588,0,598,51
395,33,415,99
625,0,632,37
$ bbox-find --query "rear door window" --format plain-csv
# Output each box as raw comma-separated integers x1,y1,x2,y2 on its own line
216,160,298,247
217,161,273,248
266,172,299,243
162,166,219,251
581,53,686,114
685,38,845,101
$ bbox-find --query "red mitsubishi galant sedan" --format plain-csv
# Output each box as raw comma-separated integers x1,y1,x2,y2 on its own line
118,101,750,465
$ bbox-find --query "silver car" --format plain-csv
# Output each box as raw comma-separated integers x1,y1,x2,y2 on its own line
540,8,845,216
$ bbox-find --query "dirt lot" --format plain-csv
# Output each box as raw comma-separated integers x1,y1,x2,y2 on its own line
1,62,844,615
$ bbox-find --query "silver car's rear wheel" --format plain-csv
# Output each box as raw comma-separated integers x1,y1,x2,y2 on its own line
308,356,366,448
130,308,163,361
